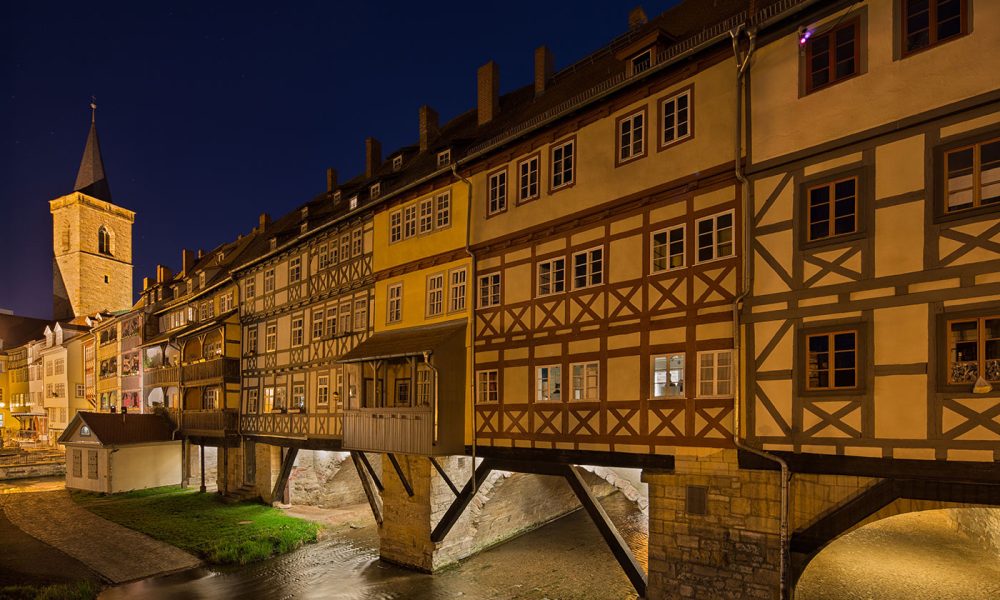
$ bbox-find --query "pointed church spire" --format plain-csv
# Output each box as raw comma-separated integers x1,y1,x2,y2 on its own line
73,98,112,201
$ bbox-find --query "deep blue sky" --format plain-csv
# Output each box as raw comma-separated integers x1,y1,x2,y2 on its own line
1,1,678,319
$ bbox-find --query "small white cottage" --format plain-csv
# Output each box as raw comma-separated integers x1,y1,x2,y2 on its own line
58,412,181,493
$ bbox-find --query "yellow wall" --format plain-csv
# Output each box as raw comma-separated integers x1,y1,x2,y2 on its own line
372,182,469,272
374,257,473,333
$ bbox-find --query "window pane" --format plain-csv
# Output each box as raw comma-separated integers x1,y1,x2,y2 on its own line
936,0,963,40
834,332,856,352
946,147,975,211
833,369,856,388
981,140,1000,205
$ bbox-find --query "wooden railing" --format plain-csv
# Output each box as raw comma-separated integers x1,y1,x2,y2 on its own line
144,365,179,387
180,409,238,435
182,358,240,384
343,408,434,455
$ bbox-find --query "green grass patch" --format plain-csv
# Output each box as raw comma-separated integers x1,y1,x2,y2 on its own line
0,580,101,600
71,486,318,565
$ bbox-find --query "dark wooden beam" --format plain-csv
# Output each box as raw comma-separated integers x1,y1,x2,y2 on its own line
358,451,383,492
429,457,460,497
790,479,896,555
430,459,495,543
242,435,345,451
564,465,647,598
469,445,675,470
270,447,298,504
199,444,206,493
351,451,383,526
738,449,1000,484
387,453,413,497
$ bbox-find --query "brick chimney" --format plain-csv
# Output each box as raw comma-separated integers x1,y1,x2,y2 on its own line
326,168,338,193
365,137,381,178
419,105,439,152
477,61,500,126
142,276,151,291
534,46,554,97
155,265,173,284
629,6,648,28
181,249,195,275
258,212,270,233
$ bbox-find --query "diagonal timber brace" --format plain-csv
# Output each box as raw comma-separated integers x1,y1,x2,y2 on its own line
387,453,414,497
429,456,461,497
351,451,383,526
430,459,495,543
270,447,298,505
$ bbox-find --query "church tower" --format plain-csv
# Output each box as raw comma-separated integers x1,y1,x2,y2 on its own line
50,103,135,320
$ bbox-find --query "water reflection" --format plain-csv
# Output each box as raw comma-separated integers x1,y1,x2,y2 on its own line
100,492,646,600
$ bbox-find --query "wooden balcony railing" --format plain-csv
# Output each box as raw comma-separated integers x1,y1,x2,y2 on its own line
180,409,238,435
182,358,240,385
343,408,434,455
144,365,179,387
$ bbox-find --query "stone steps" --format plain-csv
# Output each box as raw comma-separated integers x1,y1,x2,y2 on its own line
222,484,260,504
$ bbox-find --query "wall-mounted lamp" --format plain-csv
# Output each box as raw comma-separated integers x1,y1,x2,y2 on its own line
798,27,813,46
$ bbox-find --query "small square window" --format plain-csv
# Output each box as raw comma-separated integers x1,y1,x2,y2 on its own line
370,183,381,199
437,149,451,168
392,155,403,171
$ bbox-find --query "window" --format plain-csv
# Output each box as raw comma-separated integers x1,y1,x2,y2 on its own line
404,205,417,239
572,248,604,289
551,140,575,190
807,177,858,241
660,89,692,147
617,110,646,164
220,293,234,313
370,183,381,199
518,154,540,202
696,211,734,263
943,136,1000,214
353,298,368,332
488,169,507,215
349,196,358,210
76,383,85,398
263,387,275,412
247,326,258,354
435,192,451,229
698,350,733,398
449,269,467,312
199,272,206,288
318,375,330,406
437,149,451,167
275,387,287,411
204,388,219,410
98,226,112,255
806,332,858,390
318,242,329,270
631,49,652,74
292,384,305,411
87,450,98,479
289,257,302,283
395,380,411,406
340,234,351,261
652,225,685,272
291,317,304,346
199,300,213,321
536,366,562,402
478,273,501,308
390,211,402,243
537,258,565,296
312,309,324,340
46,360,53,376
339,302,352,334
387,283,403,323
265,321,277,352
947,316,1000,384
326,306,338,338
247,388,259,413
805,19,859,93
72,450,82,478
419,199,434,234
393,155,403,171
901,0,967,56
352,228,363,257
246,277,256,299
264,269,275,293
477,370,499,403
415,367,432,407
571,362,600,401
328,239,338,265
427,274,444,316
653,354,686,398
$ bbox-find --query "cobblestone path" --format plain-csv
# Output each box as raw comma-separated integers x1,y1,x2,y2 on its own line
0,489,201,584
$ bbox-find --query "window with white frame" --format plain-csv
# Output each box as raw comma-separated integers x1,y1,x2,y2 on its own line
652,225,685,272
352,228,363,257
327,240,338,265
204,388,219,410
264,269,275,293
478,273,501,308
571,362,600,401
370,183,381,199
661,89,692,147
404,205,417,239
536,365,562,402
518,154,540,202
220,292,234,313
325,306,337,338
265,321,277,352
339,302,351,334
416,367,432,407
353,298,368,332
263,387,275,412
75,383,85,398
312,309,324,340
437,149,451,167
631,49,652,74
292,384,306,411
551,140,575,190
247,326,258,354
572,248,604,289
247,388,259,413
419,199,434,234
289,257,302,283
436,192,451,228
387,283,403,323
697,350,733,398
427,274,444,316
652,353,685,398
449,269,467,312
349,196,358,210
291,317,304,346
618,110,645,163
318,242,329,270
392,155,403,171
318,375,330,406
390,211,402,243
340,234,351,260
476,370,499,403
696,211,734,263
199,271,206,288
537,258,565,296
488,169,507,215
246,277,256,299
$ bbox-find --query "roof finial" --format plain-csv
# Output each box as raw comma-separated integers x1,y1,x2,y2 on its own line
90,96,97,123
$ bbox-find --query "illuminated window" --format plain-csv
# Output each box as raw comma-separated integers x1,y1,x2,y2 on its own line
536,365,562,402
947,316,1000,385
570,361,600,401
204,388,219,410
476,370,499,403
263,387,275,412
804,19,859,94
652,354,685,398
550,140,575,190
698,350,733,398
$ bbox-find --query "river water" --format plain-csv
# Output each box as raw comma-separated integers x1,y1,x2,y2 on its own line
99,492,647,600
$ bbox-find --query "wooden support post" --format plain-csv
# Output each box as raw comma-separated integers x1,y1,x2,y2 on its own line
221,444,229,495
387,453,413,497
199,444,206,493
270,447,298,505
429,456,460,497
358,451,383,491
564,465,647,598
351,451,383,526
430,459,494,543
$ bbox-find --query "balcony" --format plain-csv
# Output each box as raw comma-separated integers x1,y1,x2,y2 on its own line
180,409,238,437
144,365,179,387
182,358,240,385
343,409,435,455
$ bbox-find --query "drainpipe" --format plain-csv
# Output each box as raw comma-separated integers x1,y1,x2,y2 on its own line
423,351,439,446
729,23,792,600
451,163,477,492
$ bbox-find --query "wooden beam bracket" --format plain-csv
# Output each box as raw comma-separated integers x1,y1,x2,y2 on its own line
387,453,414,497
269,447,298,505
430,459,495,543
351,451,383,526
429,456,460,497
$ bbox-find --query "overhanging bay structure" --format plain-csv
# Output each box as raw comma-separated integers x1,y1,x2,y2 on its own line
49,1,999,598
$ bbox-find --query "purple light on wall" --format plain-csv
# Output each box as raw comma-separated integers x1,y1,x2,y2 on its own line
799,29,813,45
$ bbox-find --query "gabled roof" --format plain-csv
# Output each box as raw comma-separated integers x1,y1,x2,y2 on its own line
58,411,176,446
339,320,467,363
0,314,64,351
74,118,112,202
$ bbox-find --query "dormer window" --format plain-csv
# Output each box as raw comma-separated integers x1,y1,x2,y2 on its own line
631,50,652,75
437,149,451,168
392,155,403,171
370,183,381,199
199,272,206,288
333,190,342,203
300,222,309,234
350,196,359,210
269,238,278,250
80,425,91,437
186,280,193,294
216,252,225,264
301,206,309,219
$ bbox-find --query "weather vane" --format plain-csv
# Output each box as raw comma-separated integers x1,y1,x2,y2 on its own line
90,95,97,123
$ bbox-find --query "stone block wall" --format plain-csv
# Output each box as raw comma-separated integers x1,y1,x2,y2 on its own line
288,450,377,508
185,443,218,490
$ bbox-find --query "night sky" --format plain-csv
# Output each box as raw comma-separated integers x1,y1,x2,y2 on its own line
2,1,678,319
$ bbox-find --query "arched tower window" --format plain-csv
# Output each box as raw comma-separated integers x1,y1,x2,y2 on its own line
98,226,112,256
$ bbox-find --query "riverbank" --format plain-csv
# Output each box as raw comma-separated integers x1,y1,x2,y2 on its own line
72,486,319,565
